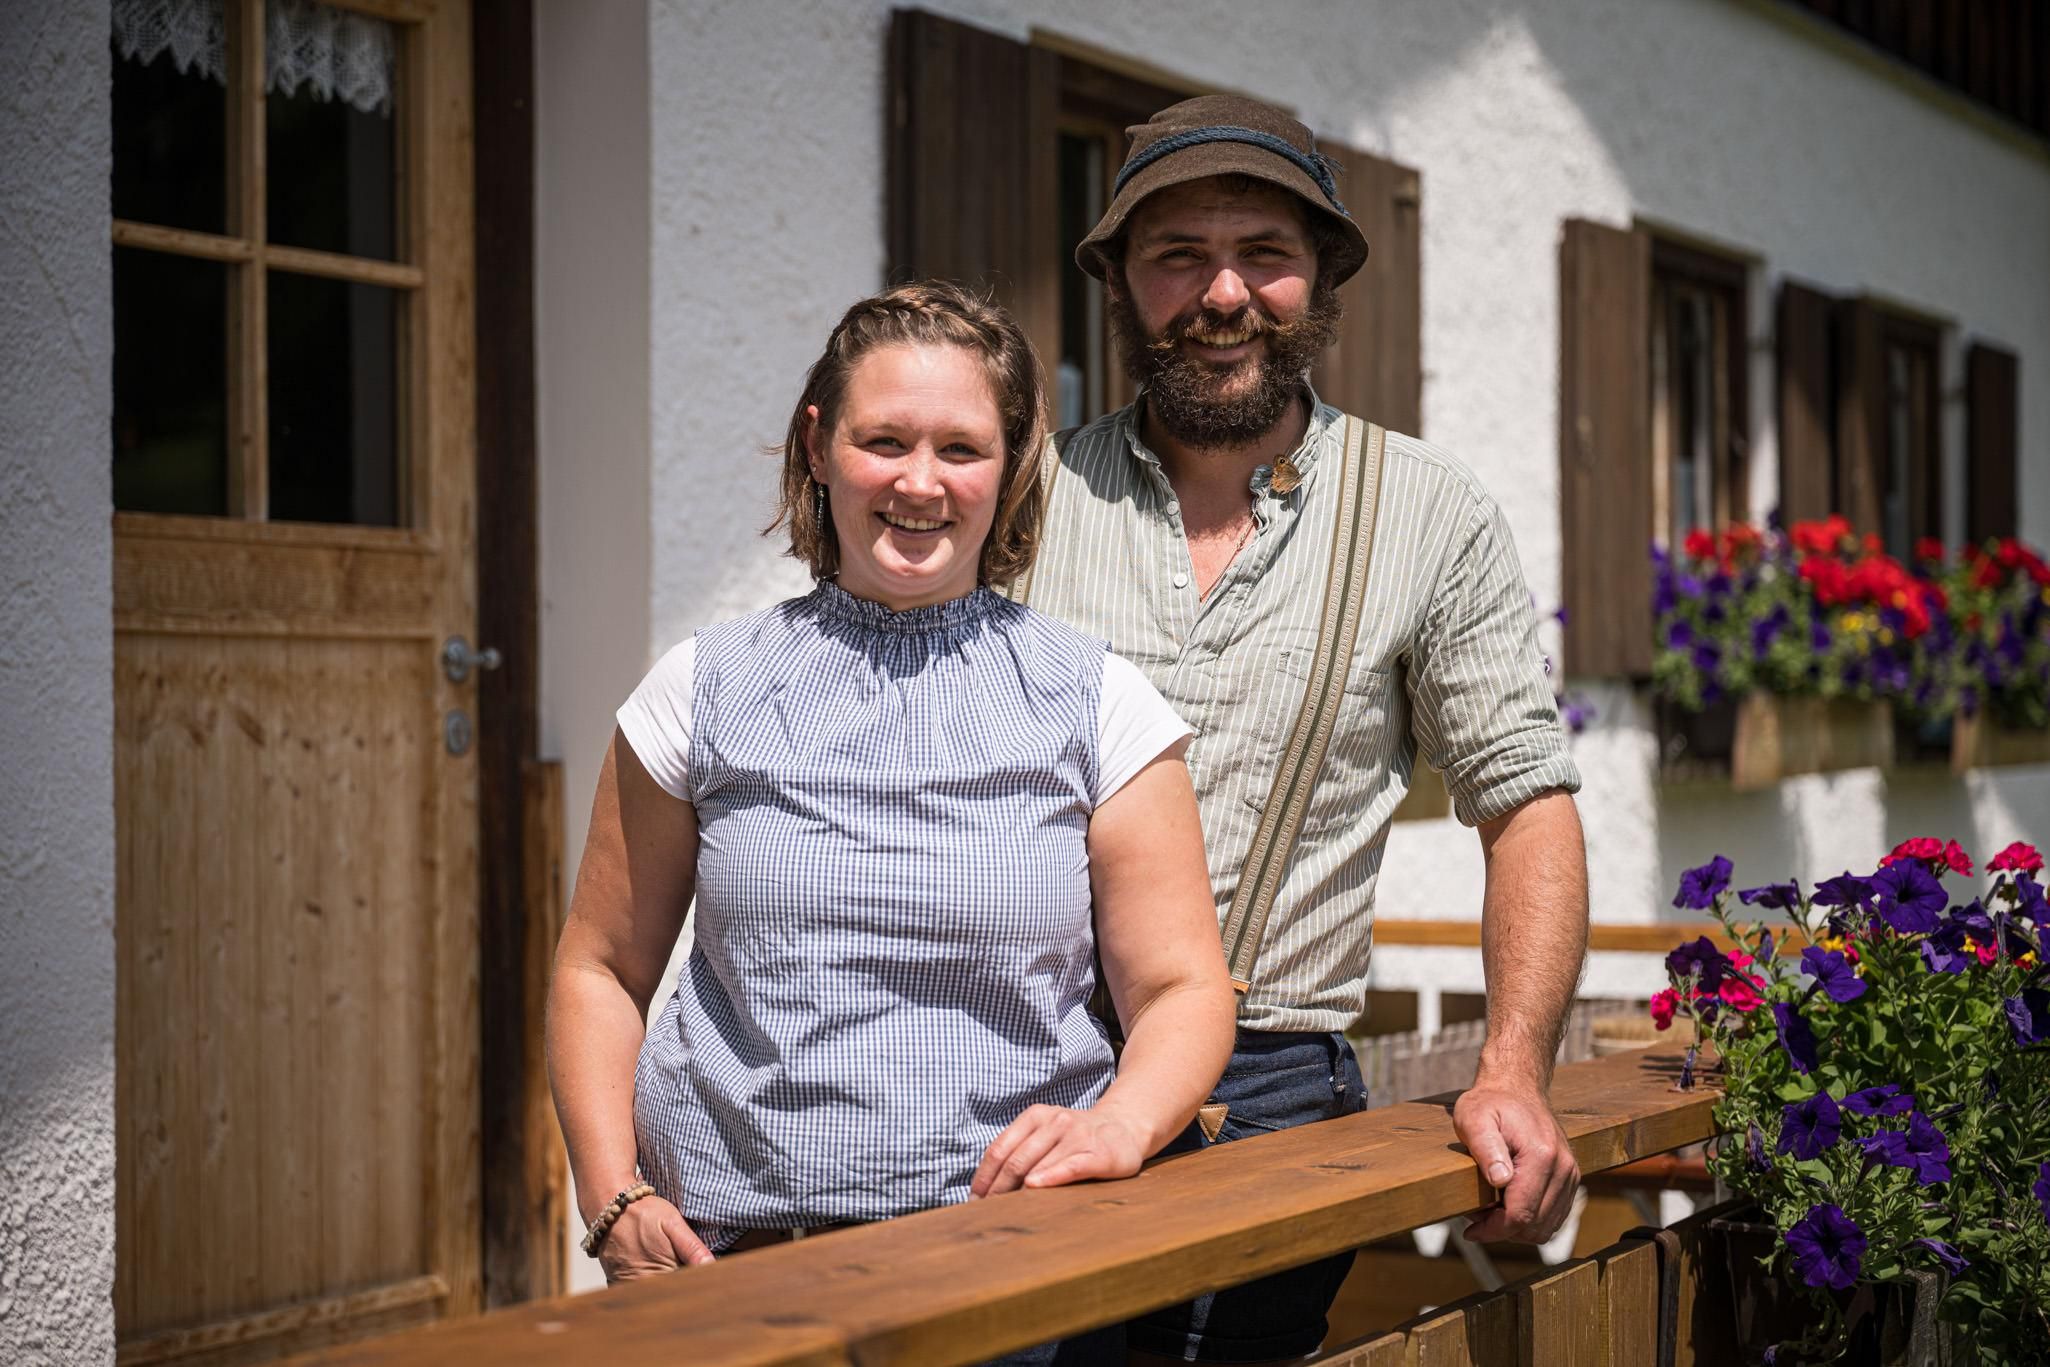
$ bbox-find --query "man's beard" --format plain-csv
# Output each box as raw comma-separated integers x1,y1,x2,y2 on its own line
1108,282,1343,450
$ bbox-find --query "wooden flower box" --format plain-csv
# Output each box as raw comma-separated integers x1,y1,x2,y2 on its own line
1659,694,1893,790
1392,759,1451,822
1949,712,2050,773
1741,694,1896,789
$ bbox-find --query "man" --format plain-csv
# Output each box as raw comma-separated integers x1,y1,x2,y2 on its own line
1010,95,1590,1362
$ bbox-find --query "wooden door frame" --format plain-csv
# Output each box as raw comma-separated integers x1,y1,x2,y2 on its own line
470,0,566,1308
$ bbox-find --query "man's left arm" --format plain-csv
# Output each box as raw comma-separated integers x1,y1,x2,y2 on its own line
1401,488,1588,1243
1454,789,1588,1243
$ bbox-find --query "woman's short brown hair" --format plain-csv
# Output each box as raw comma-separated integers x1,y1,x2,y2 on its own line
771,281,1047,586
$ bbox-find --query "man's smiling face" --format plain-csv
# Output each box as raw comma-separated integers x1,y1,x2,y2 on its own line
1111,177,1338,449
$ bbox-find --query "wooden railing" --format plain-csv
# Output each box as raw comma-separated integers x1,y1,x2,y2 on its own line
292,1050,1717,1367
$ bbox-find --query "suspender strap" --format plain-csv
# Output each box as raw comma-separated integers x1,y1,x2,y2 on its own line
1008,427,1075,609
1219,417,1387,994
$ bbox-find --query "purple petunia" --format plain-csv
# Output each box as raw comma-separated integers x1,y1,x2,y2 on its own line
1858,1111,1953,1185
1665,935,1732,990
1913,1238,1969,1277
1842,1084,1913,1118
1673,856,1734,911
1920,926,1973,975
2007,989,2050,1048
1739,881,1803,910
1747,1122,1770,1171
1786,1204,1866,1290
1774,1000,1819,1074
1778,1091,1842,1160
1812,873,1877,913
1873,861,1946,935
1800,946,1867,1003
2035,1161,2050,1225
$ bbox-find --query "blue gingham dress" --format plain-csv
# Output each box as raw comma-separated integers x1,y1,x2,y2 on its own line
628,582,1116,1244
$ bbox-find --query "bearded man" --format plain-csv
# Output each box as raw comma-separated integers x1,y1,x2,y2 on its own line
1010,96,1591,1363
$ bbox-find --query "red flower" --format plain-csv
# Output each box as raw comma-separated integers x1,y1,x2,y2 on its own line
1973,557,2005,590
1990,842,2045,875
1720,524,1763,561
1720,974,1765,1012
1650,988,1679,1030
1801,555,1850,607
1683,528,1716,560
1914,537,1946,564
1882,837,1945,868
1881,837,1972,877
1790,516,1853,556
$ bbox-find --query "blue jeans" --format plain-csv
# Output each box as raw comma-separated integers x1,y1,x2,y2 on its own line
1126,1030,1368,1362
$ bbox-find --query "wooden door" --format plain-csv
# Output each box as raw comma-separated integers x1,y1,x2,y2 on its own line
108,1,479,1361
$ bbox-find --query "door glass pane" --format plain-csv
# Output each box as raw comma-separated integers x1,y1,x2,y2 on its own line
266,0,400,260
267,271,402,526
111,26,227,233
114,248,230,515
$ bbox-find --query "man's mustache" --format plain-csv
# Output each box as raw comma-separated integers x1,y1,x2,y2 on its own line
1146,307,1313,354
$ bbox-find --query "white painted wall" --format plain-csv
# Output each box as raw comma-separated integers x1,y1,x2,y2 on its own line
0,3,117,1362
604,0,2050,944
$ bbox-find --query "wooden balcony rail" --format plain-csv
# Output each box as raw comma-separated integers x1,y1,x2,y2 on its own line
293,1051,1717,1367
1375,918,1785,955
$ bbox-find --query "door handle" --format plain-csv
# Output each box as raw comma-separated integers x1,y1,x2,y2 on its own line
442,635,504,684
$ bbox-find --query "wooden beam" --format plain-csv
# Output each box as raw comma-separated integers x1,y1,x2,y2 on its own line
1374,919,1768,955
284,1051,1718,1367
119,1276,446,1365
265,243,425,290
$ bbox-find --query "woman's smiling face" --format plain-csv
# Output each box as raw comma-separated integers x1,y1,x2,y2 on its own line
808,342,1007,611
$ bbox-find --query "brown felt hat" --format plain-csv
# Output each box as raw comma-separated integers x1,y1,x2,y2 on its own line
1075,94,1369,286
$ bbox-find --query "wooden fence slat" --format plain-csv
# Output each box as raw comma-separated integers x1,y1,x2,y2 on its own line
1596,1240,1660,1367
1519,1259,1601,1366
1316,1331,1406,1366
1403,1308,1473,1367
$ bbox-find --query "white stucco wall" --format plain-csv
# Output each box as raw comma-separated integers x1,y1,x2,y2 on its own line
541,0,2050,1041
0,3,117,1363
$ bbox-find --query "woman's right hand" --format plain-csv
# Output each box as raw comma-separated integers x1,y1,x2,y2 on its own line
596,1195,716,1284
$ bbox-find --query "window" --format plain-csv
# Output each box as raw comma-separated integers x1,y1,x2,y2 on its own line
1557,224,1751,676
887,11,1422,439
1650,239,1750,547
111,0,419,527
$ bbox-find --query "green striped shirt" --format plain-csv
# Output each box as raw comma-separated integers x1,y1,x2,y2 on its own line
1010,392,1581,1033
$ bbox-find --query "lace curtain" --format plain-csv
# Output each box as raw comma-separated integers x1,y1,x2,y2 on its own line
112,0,395,117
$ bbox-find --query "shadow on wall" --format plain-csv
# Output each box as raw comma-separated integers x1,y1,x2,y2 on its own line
1653,762,2050,901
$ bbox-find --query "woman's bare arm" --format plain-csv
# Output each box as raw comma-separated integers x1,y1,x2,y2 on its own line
972,748,1235,1194
546,729,711,1276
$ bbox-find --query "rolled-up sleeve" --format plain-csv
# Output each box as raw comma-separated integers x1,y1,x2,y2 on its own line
1407,495,1581,827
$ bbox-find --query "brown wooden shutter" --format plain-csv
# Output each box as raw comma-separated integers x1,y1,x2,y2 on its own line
1558,219,1652,678
886,9,1060,375
1833,296,1886,537
1309,144,1421,435
1776,280,1836,525
1966,342,2020,545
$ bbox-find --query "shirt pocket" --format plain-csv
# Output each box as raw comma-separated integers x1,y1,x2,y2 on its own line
1253,648,1400,837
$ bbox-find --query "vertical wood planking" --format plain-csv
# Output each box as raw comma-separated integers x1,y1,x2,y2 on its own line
226,0,268,519
1318,1333,1407,1366
1776,281,1836,525
1311,145,1422,436
1518,1259,1600,1366
1965,342,2019,545
1833,296,1885,537
1558,220,1652,678
518,760,569,1297
1597,1240,1659,1367
885,10,1061,375
1403,1308,1474,1367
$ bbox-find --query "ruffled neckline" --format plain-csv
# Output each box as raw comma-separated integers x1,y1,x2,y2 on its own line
810,579,1002,635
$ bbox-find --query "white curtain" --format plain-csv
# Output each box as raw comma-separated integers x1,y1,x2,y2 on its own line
112,0,396,117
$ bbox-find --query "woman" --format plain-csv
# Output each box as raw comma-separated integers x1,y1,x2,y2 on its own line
546,283,1234,1311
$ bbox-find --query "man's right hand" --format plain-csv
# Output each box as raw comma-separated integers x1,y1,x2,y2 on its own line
598,1195,716,1283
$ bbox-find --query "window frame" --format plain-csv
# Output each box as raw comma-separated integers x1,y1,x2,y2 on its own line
110,0,432,528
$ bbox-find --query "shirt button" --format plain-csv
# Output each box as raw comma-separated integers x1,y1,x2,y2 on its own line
1173,571,1189,589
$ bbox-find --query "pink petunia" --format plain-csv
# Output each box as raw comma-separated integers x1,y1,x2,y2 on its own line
1650,988,1679,1030
1990,842,2045,875
1719,975,1765,1012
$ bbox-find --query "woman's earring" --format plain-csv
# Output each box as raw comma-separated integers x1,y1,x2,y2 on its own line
812,478,828,529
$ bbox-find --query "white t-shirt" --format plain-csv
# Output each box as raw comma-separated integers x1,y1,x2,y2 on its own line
617,636,1193,810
